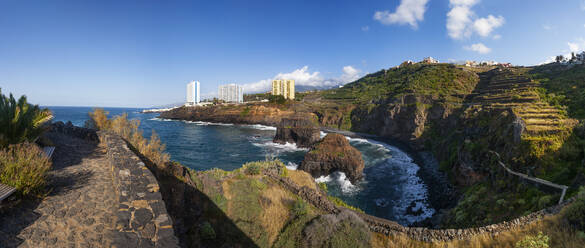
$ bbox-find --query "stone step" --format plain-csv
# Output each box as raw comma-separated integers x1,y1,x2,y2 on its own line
516,108,561,114
523,119,565,125
476,87,535,94
490,78,532,84
487,82,536,88
518,113,561,119
525,125,563,135
473,97,540,104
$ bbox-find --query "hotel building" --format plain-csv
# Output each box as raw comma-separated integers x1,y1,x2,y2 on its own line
218,83,244,103
186,80,200,106
271,79,295,100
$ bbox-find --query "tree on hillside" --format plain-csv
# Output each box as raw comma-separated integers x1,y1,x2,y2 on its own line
555,55,565,63
0,89,53,147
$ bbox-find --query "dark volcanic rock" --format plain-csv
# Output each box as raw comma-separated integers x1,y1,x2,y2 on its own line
299,133,364,183
273,118,321,148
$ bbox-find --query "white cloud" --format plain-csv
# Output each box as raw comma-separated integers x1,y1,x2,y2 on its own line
465,43,491,54
568,38,585,53
446,0,504,39
447,4,475,39
241,66,362,93
473,15,504,37
492,34,502,40
361,26,370,31
340,66,361,83
373,0,429,28
542,24,553,30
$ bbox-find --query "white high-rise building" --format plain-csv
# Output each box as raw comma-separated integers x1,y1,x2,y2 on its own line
218,84,244,103
186,81,200,106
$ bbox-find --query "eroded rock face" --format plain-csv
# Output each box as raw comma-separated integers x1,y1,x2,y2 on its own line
273,118,321,148
299,133,364,183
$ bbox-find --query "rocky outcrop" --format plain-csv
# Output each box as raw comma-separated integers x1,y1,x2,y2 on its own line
273,118,321,148
299,133,365,183
49,121,99,143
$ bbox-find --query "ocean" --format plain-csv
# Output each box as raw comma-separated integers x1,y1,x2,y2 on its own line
48,106,434,225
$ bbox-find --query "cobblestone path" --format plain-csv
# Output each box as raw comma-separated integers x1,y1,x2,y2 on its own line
0,133,118,247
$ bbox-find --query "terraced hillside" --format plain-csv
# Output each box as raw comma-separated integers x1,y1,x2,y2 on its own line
468,67,577,154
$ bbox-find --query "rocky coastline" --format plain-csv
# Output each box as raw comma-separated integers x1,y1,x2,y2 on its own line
158,104,455,227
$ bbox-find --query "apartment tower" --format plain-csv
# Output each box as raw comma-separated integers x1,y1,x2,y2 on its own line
218,83,244,103
186,80,200,106
271,79,295,100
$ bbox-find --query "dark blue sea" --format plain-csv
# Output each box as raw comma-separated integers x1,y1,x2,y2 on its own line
48,106,434,225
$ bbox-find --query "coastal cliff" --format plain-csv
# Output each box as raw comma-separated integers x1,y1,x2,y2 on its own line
159,103,313,127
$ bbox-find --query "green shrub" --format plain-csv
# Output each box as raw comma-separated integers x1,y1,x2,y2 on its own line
199,221,216,240
318,182,328,193
538,195,554,209
245,164,261,175
0,142,52,197
292,199,308,217
563,187,585,230
280,165,289,177
515,232,550,248
0,89,53,147
268,95,286,104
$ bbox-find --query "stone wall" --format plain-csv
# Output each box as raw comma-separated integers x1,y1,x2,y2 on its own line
100,132,180,247
49,121,99,143
265,164,573,242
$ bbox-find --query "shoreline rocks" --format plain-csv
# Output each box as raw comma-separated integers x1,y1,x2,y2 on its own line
273,118,321,148
299,133,365,183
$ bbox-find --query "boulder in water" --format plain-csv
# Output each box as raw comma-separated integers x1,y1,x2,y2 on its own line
273,118,320,148
299,133,364,183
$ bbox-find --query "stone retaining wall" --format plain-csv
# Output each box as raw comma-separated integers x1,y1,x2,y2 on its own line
265,164,573,242
100,132,180,247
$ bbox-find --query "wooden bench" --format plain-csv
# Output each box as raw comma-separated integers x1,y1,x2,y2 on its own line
0,183,16,202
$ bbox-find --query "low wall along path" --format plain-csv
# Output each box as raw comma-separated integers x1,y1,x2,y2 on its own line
0,123,179,248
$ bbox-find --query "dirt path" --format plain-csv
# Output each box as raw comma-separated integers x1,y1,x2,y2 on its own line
0,133,117,247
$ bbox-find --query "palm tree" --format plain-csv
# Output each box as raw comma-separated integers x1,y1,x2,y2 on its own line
0,88,53,147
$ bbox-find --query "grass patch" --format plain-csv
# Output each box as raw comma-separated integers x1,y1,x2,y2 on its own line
328,196,364,213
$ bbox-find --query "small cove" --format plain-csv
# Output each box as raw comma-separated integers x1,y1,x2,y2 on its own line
49,106,435,225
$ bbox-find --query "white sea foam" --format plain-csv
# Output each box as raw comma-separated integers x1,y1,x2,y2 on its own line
184,121,234,126
246,124,277,131
286,162,299,170
315,171,360,194
252,141,308,152
149,117,174,122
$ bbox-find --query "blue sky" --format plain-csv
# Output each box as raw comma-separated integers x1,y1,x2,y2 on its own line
1,0,584,108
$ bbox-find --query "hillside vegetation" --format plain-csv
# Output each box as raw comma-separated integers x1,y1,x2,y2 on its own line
320,63,478,103
304,63,585,233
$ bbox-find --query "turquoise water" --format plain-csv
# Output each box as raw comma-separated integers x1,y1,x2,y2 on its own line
48,106,434,225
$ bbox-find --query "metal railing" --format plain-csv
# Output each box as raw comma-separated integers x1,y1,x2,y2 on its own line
490,151,568,204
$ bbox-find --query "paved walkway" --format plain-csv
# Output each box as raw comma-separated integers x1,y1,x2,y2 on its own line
0,133,117,247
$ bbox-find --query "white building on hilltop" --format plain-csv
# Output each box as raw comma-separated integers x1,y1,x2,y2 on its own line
218,83,244,103
422,57,439,64
186,80,200,106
